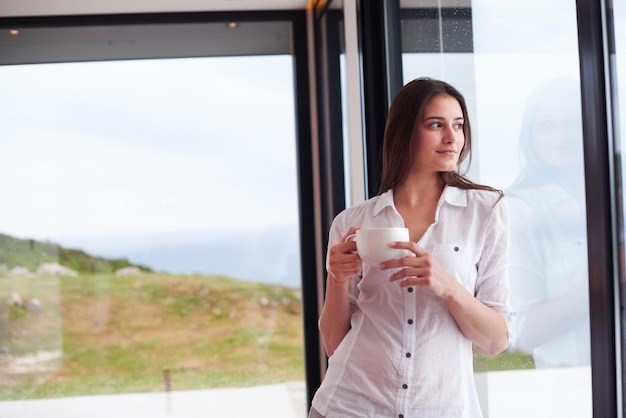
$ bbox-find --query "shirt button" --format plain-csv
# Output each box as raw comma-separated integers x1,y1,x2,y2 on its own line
407,319,414,324
402,383,408,389
406,352,411,358
407,287,413,292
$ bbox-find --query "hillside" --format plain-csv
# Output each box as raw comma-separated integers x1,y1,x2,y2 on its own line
0,233,151,274
1,271,304,400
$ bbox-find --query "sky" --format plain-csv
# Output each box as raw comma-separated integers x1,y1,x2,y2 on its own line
0,56,300,244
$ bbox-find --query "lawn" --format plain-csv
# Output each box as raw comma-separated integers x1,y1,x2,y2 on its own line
0,272,304,400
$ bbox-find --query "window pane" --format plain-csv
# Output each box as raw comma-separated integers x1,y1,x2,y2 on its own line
401,1,591,416
0,55,306,417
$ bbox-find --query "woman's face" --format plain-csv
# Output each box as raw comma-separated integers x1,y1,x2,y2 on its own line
413,94,465,174
531,96,584,168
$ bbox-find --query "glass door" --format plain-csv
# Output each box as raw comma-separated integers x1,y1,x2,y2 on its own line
400,1,591,416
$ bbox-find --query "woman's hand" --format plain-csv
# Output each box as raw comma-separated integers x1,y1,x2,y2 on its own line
327,226,362,283
380,241,458,298
381,241,509,355
320,226,362,356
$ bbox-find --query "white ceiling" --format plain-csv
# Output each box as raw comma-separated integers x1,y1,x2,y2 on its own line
0,0,313,17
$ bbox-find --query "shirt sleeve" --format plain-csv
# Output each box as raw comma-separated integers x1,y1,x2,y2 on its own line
506,194,546,344
475,195,514,344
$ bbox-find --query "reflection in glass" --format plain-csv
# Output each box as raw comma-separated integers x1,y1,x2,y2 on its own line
400,0,593,415
506,77,590,368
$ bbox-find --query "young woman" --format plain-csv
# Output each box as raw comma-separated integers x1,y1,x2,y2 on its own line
309,78,512,418
506,77,590,368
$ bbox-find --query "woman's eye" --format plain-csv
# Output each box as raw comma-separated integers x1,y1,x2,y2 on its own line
535,119,557,130
454,123,464,129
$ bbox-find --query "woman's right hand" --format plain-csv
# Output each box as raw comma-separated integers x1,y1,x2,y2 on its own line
321,226,362,355
327,226,362,283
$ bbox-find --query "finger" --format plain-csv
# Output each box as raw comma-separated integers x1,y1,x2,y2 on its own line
341,226,361,242
330,240,358,256
329,260,362,279
398,277,423,288
390,270,430,289
380,253,421,271
329,252,362,271
329,252,361,264
390,241,427,256
388,266,423,282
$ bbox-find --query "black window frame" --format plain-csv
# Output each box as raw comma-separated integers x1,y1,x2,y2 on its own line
576,0,622,416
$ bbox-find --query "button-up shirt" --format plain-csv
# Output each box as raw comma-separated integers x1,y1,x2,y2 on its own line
311,186,512,418
507,182,589,367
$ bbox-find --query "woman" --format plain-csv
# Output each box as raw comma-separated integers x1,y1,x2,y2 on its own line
309,78,512,418
506,77,590,368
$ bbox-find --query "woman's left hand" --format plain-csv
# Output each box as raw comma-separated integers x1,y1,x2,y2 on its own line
382,241,509,355
380,241,458,299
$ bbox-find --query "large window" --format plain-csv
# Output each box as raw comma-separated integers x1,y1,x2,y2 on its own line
400,1,591,416
0,19,308,418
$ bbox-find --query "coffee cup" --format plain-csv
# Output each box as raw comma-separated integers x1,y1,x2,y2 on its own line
348,227,410,265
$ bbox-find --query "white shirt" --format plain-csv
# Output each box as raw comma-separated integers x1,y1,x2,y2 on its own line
507,183,590,367
311,186,512,418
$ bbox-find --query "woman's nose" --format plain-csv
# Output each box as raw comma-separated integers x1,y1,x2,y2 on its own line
443,125,458,142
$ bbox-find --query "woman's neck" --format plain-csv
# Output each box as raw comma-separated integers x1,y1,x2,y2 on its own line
394,174,445,209
393,174,445,242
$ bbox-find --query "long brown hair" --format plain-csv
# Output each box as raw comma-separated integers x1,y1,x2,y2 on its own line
378,77,500,195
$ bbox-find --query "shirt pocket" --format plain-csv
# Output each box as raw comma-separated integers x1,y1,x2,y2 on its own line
432,243,476,293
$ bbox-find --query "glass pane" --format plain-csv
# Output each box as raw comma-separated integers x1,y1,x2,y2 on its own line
401,1,591,416
0,56,306,417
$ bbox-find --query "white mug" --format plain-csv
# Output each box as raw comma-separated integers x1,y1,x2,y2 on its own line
348,227,410,265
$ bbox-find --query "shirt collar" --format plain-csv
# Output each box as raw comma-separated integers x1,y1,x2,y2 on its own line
373,188,395,216
442,185,467,207
374,185,467,216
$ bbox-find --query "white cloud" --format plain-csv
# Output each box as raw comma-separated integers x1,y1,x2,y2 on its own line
0,56,299,241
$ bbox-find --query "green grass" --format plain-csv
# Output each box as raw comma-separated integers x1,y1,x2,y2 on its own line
474,348,536,372
0,233,150,274
0,272,304,400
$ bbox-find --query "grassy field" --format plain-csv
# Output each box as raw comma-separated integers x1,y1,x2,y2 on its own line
0,272,304,400
0,271,534,401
